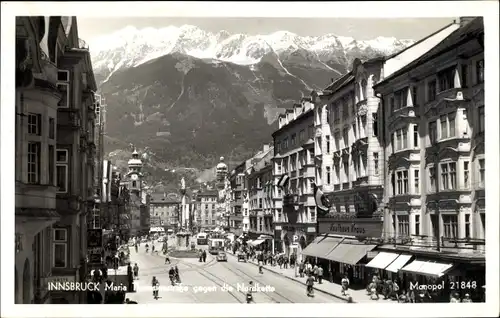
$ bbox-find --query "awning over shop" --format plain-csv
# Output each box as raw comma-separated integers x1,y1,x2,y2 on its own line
325,240,377,265
301,235,342,259
258,234,272,240
249,239,265,246
366,252,400,270
400,260,455,278
385,254,412,273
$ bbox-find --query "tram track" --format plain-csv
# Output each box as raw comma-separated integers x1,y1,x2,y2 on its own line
219,263,295,303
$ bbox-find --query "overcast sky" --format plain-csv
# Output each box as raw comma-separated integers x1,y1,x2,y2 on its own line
77,17,453,45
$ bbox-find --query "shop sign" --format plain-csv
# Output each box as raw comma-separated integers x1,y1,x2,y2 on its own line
318,218,383,237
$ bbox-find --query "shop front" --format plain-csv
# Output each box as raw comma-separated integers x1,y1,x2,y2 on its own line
300,216,383,287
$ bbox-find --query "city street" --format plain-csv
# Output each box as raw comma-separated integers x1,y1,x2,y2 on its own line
125,238,343,303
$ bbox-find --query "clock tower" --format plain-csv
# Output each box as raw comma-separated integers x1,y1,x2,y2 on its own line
127,148,143,193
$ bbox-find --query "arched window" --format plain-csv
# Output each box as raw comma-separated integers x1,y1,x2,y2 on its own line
361,79,368,100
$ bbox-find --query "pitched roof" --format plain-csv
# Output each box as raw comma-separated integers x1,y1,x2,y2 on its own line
198,189,218,196
149,193,180,204
323,71,355,93
374,18,483,89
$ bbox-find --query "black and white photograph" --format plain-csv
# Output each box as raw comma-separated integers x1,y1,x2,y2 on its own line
1,1,498,317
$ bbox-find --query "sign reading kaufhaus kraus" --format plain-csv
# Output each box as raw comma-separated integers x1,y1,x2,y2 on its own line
318,217,383,237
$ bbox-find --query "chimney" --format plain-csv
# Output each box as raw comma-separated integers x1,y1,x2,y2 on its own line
331,78,334,83
458,17,476,27
263,144,270,152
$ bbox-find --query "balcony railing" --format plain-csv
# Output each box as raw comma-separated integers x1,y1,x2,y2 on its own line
78,38,89,50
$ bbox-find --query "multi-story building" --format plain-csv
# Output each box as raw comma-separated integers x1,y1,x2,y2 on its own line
298,19,466,288
15,16,99,304
229,163,246,235
150,193,180,229
272,100,317,256
124,149,151,236
246,145,274,250
195,190,218,230
372,17,485,298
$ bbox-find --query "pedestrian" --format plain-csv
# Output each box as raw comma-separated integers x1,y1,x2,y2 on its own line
202,250,207,262
462,293,472,303
165,253,171,264
127,263,133,291
313,264,319,282
317,265,324,284
133,263,139,280
341,274,350,296
290,253,295,268
299,261,305,277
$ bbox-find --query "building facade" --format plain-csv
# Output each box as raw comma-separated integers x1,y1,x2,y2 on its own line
376,17,485,248
15,16,99,304
246,146,274,250
272,100,317,257
195,190,219,230
372,17,485,301
229,163,246,235
150,193,180,230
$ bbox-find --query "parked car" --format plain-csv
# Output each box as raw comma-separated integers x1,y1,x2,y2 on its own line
216,251,227,262
237,251,246,262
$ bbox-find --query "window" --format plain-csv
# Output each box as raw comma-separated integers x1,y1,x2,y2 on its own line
57,70,69,82
361,79,367,100
343,128,349,148
413,125,419,147
393,127,408,151
478,158,485,187
394,87,407,110
326,166,331,184
299,129,305,142
53,228,68,268
342,98,349,119
395,170,408,195
372,113,378,137
440,162,457,190
373,152,379,175
308,125,314,139
412,86,418,106
443,215,458,238
461,64,468,88
342,160,349,183
132,181,137,188
326,107,330,124
429,166,436,192
48,145,55,186
334,105,340,124
283,138,288,149
326,135,330,153
415,215,420,236
463,161,470,189
57,83,70,108
334,132,340,151
56,149,68,193
28,113,42,135
27,142,41,184
428,121,437,144
259,198,262,209
390,96,395,113
291,134,296,146
334,163,340,184
478,106,484,133
352,122,357,139
465,214,471,238
476,59,484,84
398,215,410,236
449,114,456,137
438,66,455,92
414,169,420,194
427,80,436,102
440,115,448,139
49,117,55,139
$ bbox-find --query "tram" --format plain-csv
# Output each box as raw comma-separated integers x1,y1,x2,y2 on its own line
196,232,208,245
208,238,225,255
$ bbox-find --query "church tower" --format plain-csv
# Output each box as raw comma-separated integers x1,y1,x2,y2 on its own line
127,148,143,194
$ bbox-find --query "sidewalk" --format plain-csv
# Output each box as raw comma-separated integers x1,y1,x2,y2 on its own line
226,251,396,303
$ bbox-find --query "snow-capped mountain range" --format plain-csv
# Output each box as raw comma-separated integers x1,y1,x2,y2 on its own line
90,24,415,82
